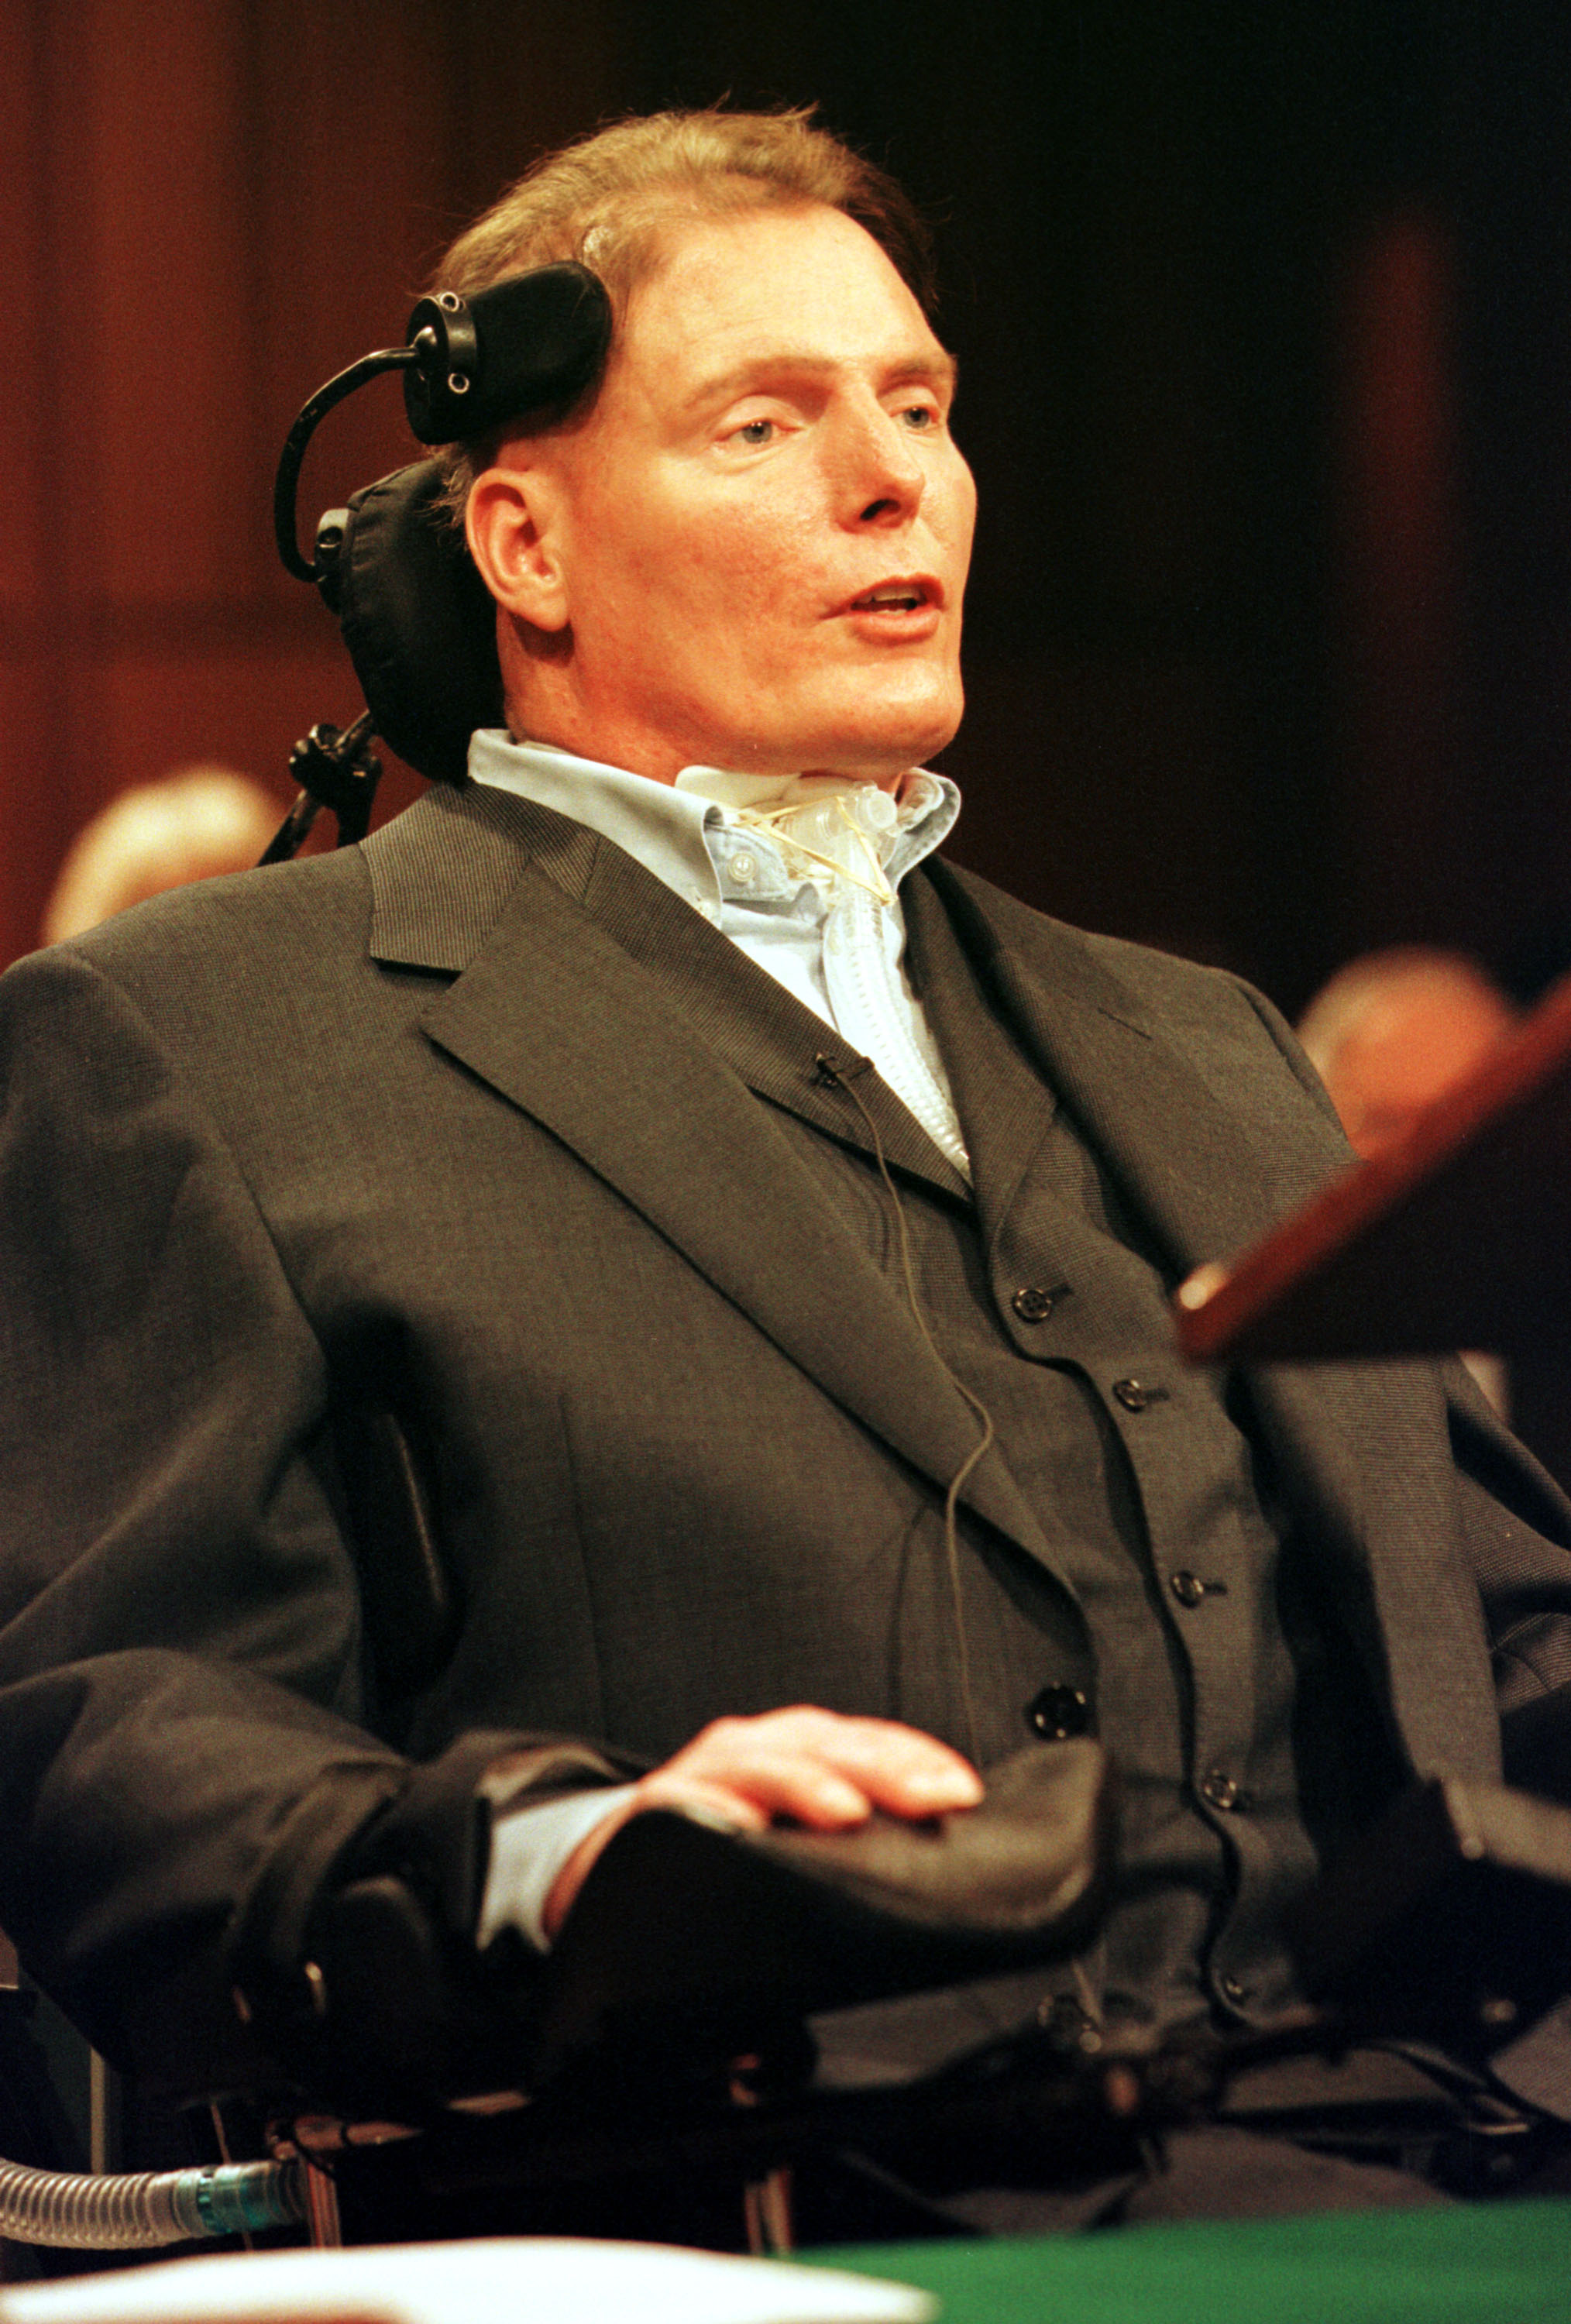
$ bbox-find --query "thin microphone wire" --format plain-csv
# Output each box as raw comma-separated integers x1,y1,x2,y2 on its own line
815,1056,993,1768
816,1057,1111,2028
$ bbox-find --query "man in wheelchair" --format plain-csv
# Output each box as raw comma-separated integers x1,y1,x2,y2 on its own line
4,107,1571,2244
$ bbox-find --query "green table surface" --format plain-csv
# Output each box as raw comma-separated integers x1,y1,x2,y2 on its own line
813,2197,1571,2322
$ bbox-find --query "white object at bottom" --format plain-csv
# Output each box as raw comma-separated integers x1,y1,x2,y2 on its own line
0,2234,936,2324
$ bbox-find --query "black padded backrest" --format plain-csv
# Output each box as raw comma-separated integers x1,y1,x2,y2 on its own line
335,460,504,785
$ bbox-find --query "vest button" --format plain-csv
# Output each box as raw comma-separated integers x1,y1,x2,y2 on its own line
1200,1767,1241,1812
1169,1569,1207,1608
1027,1684,1090,1740
1012,1285,1057,1323
1112,1377,1150,1411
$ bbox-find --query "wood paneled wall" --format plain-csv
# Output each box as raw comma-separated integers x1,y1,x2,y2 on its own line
4,1,1569,1016
0,0,1335,990
0,0,620,966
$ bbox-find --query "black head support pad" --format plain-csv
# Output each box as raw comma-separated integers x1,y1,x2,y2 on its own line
310,263,612,784
402,262,612,445
318,462,504,786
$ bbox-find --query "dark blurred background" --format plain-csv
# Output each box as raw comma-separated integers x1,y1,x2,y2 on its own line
4,0,1569,1017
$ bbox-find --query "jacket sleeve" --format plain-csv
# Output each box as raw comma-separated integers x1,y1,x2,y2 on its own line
0,944,632,2103
1437,1360,1571,1813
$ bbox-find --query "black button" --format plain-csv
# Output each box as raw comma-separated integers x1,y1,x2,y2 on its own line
1219,1974,1250,2007
1028,1684,1090,1740
1112,1378,1151,1411
1200,1767,1241,1812
1012,1285,1057,1323
1170,1569,1206,1608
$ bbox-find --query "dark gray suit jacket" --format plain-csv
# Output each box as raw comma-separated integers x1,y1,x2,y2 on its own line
2,777,1569,2098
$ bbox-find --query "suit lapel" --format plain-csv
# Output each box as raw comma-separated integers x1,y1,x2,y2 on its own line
902,876,1064,1260
574,837,971,1199
362,785,1052,1567
910,861,1342,1284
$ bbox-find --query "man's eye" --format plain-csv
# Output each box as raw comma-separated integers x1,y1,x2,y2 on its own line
731,418,777,446
899,404,940,431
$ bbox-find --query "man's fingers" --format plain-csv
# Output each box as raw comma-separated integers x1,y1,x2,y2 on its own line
639,1753,875,1831
657,1707,985,1825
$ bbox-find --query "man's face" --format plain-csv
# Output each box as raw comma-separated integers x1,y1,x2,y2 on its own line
481,203,976,784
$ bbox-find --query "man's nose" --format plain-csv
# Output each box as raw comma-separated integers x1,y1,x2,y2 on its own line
832,399,926,525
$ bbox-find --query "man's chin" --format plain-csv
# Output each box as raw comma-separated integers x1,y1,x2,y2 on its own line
680,682,962,784
785,702,964,784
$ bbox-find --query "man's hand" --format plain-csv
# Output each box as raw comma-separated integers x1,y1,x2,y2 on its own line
541,1706,983,1940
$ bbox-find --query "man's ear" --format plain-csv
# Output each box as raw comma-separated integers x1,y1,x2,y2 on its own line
465,463,571,634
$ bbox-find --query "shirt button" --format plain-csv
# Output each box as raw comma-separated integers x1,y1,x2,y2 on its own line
1112,1378,1151,1411
1200,1767,1241,1812
1027,1684,1090,1740
1169,1569,1207,1608
1219,1974,1250,2007
1012,1285,1057,1323
730,851,757,885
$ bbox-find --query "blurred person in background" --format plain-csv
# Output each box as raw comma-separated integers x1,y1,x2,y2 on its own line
1298,944,1519,1415
40,766,280,946
1297,946,1518,1163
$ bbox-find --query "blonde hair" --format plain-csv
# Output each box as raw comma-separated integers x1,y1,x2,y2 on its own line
431,108,936,513
1297,946,1515,1081
43,768,280,944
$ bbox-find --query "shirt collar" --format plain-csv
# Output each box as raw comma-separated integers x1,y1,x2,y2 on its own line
466,729,959,913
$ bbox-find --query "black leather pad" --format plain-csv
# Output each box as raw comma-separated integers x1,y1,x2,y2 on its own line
532,1740,1115,2085
333,459,504,786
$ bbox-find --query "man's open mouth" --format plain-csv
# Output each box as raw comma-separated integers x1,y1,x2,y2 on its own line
847,580,936,613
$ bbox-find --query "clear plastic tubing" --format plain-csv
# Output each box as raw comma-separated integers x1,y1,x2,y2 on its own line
0,2157,304,2248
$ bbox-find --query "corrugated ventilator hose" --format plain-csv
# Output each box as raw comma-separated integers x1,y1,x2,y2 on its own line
0,2156,304,2247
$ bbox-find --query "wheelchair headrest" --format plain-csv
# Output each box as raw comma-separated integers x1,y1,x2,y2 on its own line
318,462,502,787
280,262,614,789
